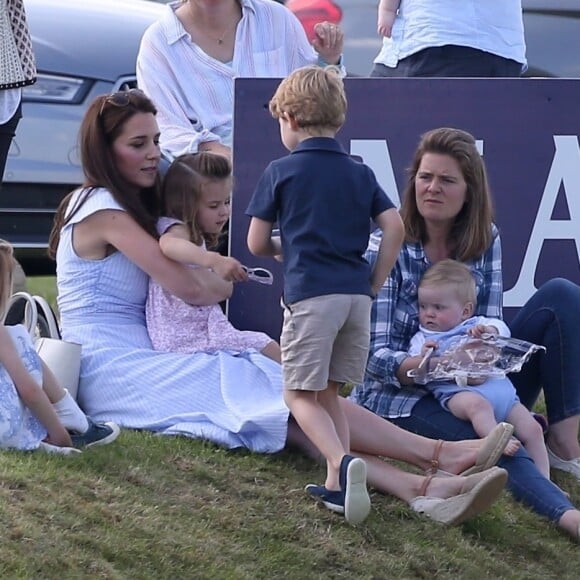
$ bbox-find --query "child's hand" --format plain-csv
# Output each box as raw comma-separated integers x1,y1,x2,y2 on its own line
378,8,397,38
421,340,439,356
421,340,438,356
468,324,498,338
213,256,248,282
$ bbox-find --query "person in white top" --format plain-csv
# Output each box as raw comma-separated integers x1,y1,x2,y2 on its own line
136,0,344,160
371,0,526,78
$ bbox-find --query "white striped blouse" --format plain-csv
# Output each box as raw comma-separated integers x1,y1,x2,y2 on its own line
136,0,319,158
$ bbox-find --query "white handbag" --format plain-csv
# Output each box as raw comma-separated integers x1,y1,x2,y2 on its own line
5,292,81,400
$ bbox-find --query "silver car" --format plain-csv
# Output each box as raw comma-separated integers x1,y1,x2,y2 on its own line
2,0,165,273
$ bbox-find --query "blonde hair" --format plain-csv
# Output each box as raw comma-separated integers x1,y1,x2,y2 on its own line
269,65,346,133
419,259,477,306
400,127,495,261
0,240,14,321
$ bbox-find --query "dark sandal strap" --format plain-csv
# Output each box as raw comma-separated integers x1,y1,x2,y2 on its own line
429,440,444,474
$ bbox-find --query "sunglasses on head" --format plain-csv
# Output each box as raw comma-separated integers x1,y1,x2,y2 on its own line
242,266,274,285
99,88,146,117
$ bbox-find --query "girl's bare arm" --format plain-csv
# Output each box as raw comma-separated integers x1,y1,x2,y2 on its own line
78,209,233,306
0,327,72,447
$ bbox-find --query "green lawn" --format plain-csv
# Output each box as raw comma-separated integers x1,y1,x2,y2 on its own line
1,432,579,578
4,276,575,577
27,275,58,312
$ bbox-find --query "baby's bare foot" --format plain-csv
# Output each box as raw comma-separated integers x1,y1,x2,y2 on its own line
504,437,521,456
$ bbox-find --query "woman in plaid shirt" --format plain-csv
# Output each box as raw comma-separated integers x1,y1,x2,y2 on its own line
351,127,580,541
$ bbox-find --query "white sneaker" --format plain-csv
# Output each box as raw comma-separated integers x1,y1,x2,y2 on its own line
547,445,580,479
38,441,82,456
340,455,371,525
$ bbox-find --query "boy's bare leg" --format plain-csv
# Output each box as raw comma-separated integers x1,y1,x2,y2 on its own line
318,381,351,486
508,403,550,478
319,380,349,451
447,392,521,455
284,388,345,490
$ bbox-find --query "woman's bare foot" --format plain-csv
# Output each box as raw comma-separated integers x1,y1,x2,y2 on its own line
421,472,492,500
558,509,580,543
410,468,508,526
433,423,514,475
433,440,479,475
546,416,580,461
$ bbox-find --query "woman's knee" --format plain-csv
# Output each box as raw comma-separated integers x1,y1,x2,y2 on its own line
537,278,580,308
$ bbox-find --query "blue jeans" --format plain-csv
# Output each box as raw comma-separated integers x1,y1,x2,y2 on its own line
508,278,580,424
389,396,573,522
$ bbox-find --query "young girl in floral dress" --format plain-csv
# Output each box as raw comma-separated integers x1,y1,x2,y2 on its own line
146,152,280,362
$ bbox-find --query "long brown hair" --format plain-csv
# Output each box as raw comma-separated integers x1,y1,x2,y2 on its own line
162,152,232,249
400,127,495,261
48,90,161,258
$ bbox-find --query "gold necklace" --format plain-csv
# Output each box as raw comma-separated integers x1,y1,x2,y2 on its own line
189,3,241,45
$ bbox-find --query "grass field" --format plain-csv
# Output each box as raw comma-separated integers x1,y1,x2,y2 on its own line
1,276,576,578
27,275,58,311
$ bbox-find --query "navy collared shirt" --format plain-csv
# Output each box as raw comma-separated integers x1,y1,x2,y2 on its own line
246,137,395,305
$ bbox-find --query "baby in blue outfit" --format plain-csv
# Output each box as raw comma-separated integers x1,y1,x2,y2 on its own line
409,259,550,478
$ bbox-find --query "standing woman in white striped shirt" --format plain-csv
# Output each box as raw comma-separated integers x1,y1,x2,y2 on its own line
136,0,344,160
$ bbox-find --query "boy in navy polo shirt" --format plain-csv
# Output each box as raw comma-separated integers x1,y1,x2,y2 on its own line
246,66,404,524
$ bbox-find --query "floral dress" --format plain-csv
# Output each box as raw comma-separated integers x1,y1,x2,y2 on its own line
146,217,273,355
0,325,46,450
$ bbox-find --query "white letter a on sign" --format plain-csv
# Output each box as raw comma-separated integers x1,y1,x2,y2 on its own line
504,135,580,307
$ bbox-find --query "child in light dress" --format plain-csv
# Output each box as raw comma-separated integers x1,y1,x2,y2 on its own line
0,240,119,454
146,152,280,362
410,259,550,478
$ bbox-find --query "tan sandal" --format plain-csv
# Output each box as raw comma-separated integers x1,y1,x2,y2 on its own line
462,422,514,476
426,440,444,476
425,423,514,477
409,467,508,526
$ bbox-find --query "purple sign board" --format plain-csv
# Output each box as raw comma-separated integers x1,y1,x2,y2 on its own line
230,78,580,340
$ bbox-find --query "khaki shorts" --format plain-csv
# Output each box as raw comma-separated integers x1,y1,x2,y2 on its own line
281,294,371,391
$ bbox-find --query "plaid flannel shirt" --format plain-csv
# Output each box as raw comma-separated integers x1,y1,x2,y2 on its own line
350,225,503,418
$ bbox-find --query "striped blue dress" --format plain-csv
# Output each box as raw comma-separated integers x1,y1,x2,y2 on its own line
55,188,289,453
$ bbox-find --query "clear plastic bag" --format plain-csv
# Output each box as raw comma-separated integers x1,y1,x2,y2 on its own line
408,334,546,387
